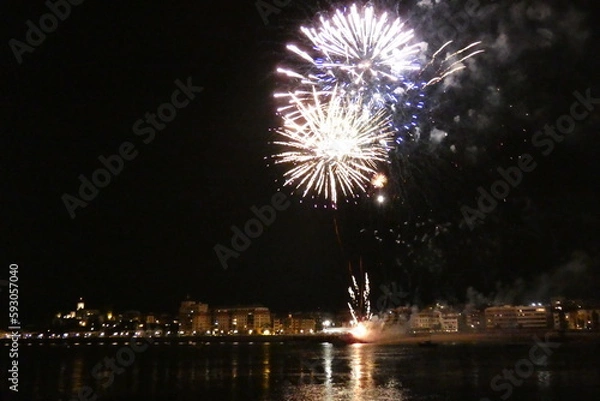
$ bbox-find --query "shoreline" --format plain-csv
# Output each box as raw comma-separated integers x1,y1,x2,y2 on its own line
373,330,600,345
2,330,600,346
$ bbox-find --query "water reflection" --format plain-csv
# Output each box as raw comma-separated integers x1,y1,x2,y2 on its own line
70,356,85,392
23,342,599,401
280,343,408,401
349,343,377,388
262,343,271,398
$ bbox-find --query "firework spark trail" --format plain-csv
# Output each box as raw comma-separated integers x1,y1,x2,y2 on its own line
333,214,345,255
348,273,359,324
347,302,359,324
364,272,371,318
348,270,372,325
423,41,484,87
273,87,393,204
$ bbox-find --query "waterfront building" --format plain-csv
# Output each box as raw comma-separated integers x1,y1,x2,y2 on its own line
191,312,212,333
411,308,438,331
212,306,272,334
485,306,518,329
252,307,272,333
440,312,460,332
551,298,600,330
465,309,484,331
283,314,316,334
213,308,231,334
484,305,551,329
515,306,550,328
179,300,209,333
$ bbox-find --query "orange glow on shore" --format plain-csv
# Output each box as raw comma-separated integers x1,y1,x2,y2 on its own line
350,322,368,341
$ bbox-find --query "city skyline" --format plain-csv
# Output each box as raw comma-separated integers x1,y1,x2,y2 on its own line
6,294,598,336
20,291,600,331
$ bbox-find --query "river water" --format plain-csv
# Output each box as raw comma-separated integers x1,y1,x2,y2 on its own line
7,340,600,401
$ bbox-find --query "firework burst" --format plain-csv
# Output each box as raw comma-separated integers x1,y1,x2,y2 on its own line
279,4,421,87
273,3,483,204
277,3,483,129
273,87,393,205
371,172,388,188
276,3,422,109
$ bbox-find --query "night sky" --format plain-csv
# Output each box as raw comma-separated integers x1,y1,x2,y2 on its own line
2,1,600,326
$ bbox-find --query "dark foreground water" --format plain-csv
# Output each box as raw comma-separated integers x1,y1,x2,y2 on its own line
4,340,600,401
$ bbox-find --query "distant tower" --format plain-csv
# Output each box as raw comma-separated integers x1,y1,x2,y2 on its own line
77,297,85,311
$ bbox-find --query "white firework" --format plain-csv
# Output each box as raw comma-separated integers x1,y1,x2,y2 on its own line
273,87,393,205
281,4,421,85
276,3,483,115
273,3,484,203
348,272,372,325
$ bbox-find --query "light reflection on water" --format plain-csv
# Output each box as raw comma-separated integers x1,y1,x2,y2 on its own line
282,344,409,401
18,341,600,401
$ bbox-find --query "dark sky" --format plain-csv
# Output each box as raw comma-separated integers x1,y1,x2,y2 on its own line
2,1,600,325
